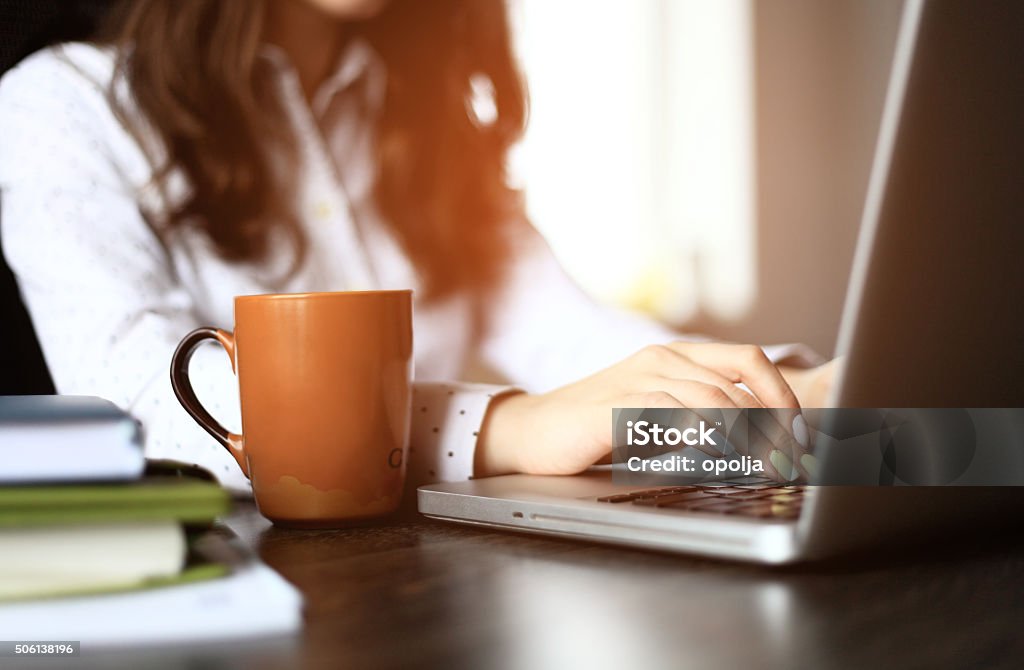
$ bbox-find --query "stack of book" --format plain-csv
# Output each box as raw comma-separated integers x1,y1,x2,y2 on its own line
0,395,302,648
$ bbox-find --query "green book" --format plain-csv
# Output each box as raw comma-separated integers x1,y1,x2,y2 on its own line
0,478,231,528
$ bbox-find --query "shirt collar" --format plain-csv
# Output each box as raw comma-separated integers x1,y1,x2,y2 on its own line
259,37,387,118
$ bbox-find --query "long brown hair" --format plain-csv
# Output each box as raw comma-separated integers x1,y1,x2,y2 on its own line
99,0,527,300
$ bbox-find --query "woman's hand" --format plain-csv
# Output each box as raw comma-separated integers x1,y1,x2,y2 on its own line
779,358,842,408
475,342,819,478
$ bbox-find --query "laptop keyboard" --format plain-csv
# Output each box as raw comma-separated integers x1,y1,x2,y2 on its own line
597,485,805,521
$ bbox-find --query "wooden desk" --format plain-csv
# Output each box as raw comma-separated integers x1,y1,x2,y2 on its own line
62,500,1024,669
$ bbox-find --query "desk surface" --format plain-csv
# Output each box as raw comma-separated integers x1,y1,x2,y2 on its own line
71,500,1024,669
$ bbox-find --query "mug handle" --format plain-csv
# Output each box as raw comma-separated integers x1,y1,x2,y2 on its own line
169,327,248,477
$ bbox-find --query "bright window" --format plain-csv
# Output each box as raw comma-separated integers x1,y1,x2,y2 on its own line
510,0,757,323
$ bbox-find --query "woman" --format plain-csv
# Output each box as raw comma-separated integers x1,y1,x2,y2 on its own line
0,0,831,494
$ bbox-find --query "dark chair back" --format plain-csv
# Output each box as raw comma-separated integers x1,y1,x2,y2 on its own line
0,242,54,394
0,0,113,394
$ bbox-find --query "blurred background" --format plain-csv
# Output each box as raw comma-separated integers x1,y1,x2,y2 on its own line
511,0,904,356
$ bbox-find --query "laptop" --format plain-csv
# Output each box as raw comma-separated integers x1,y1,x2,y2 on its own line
418,0,1024,563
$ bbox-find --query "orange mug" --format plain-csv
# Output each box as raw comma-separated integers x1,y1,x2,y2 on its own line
170,290,413,527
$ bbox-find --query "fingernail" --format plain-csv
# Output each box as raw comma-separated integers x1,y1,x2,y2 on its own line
770,449,797,481
800,453,818,478
792,414,809,449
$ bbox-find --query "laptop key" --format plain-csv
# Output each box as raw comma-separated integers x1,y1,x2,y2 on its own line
632,490,721,506
596,486,700,503
634,486,699,497
731,500,804,518
716,490,776,500
666,501,744,514
596,494,637,503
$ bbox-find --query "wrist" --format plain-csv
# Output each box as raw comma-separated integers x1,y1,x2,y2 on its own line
474,391,536,477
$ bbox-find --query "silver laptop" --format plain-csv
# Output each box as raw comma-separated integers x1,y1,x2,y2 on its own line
418,0,1024,563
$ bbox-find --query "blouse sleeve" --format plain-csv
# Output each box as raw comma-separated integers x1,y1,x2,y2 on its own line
0,50,252,495
404,382,519,486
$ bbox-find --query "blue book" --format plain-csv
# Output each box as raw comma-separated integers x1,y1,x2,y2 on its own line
0,395,144,484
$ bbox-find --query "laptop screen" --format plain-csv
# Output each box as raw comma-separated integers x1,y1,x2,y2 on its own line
833,0,1024,407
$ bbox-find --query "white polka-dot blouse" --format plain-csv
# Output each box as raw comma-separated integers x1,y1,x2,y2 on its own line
0,42,820,496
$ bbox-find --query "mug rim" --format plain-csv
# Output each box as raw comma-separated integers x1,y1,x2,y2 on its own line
235,289,413,303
